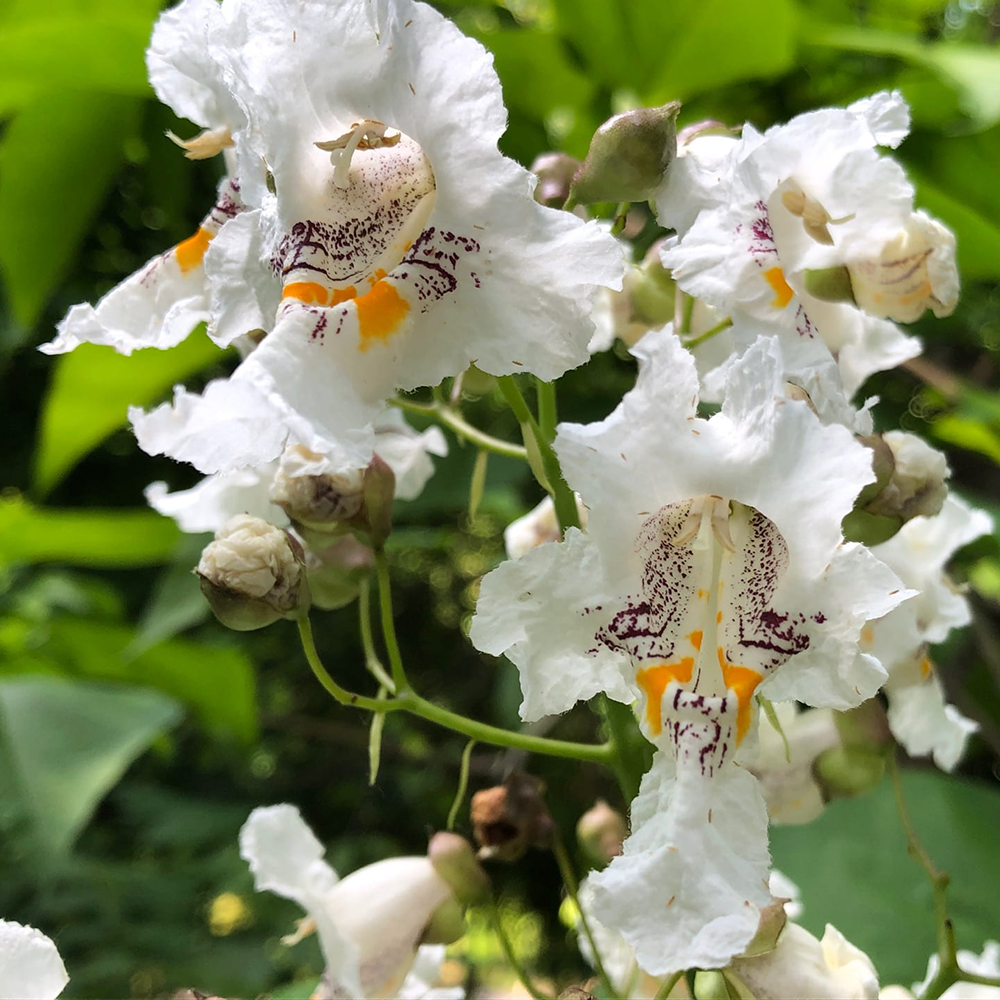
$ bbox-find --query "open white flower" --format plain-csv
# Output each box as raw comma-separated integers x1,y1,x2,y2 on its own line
41,0,243,358
471,328,907,973
130,0,622,474
865,494,992,770
0,920,68,1000
240,804,459,998
657,92,952,394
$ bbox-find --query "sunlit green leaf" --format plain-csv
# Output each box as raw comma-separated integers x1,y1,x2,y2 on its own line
770,769,1000,985
35,330,225,494
0,675,182,854
0,91,142,330
0,494,179,567
931,415,1000,465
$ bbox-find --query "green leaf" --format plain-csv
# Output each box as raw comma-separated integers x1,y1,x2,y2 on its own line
0,91,142,330
551,0,635,90
0,494,179,567
0,675,182,854
0,6,158,105
932,414,1000,465
35,330,225,494
805,24,1000,129
770,769,1000,985
42,616,258,744
634,0,798,103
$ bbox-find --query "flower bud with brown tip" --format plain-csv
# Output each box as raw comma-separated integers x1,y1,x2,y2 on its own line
570,102,681,205
197,515,309,630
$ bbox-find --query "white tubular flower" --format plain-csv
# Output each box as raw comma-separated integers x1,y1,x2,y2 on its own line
865,494,992,770
749,702,840,825
912,941,1000,999
146,409,446,532
40,0,243,358
657,91,946,394
0,920,68,1000
727,923,880,1000
130,0,622,475
471,328,907,974
503,494,588,560
240,805,456,999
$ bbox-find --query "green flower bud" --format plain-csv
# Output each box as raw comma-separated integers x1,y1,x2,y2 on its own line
196,515,309,630
803,266,856,305
303,535,374,611
570,102,682,205
427,832,491,906
814,744,886,799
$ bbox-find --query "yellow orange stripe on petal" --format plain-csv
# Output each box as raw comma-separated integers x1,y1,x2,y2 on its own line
718,648,763,745
636,659,694,737
356,279,410,351
175,227,213,273
763,266,794,309
282,282,358,306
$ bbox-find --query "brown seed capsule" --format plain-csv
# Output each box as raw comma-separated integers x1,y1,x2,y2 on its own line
470,772,554,862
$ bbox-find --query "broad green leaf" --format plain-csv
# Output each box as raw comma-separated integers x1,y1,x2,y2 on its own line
770,769,1000,985
634,0,798,103
0,8,157,104
35,330,225,494
476,29,596,120
0,494,179,567
805,24,1000,128
0,675,182,854
551,0,634,90
0,91,142,330
126,533,213,657
932,415,1000,465
41,616,257,744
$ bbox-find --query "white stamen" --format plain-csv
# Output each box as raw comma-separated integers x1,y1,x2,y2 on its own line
315,120,402,189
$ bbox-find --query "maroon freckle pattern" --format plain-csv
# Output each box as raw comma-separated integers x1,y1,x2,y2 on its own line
582,501,816,776
139,177,245,291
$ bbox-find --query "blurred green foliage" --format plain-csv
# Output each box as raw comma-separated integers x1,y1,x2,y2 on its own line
1,0,999,996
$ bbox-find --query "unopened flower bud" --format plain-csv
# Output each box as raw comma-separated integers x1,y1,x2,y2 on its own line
576,800,627,868
849,211,958,323
814,744,886,799
570,102,682,204
531,151,582,208
626,240,676,328
304,535,375,611
427,831,491,906
504,495,588,559
270,447,396,544
470,771,554,862
196,515,308,630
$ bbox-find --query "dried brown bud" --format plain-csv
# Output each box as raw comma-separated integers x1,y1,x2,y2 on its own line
470,772,554,862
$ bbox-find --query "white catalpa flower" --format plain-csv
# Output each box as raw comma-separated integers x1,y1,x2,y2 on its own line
146,408,446,532
41,0,243,358
0,920,68,1000
503,494,588,560
658,91,954,394
240,804,458,998
727,923,879,1000
864,493,992,770
130,0,622,474
471,328,907,974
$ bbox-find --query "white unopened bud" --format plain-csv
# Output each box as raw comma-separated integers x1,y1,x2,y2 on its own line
727,923,879,1000
197,515,308,630
848,211,958,323
877,431,949,521
271,446,367,529
504,495,588,560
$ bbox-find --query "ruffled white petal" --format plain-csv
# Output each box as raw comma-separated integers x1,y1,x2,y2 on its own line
396,945,465,1000
469,527,634,721
0,921,68,1000
886,678,978,772
589,754,771,976
240,805,363,998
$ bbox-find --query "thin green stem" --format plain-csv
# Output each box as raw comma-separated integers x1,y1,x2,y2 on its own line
599,696,647,802
296,616,391,713
609,200,630,237
489,903,551,1000
553,831,618,999
653,971,684,1000
447,739,476,831
358,582,395,692
683,316,732,350
536,378,558,443
374,547,409,693
497,376,580,532
391,396,528,461
398,691,614,763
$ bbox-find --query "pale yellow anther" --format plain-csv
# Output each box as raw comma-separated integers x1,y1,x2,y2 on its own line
280,915,316,947
315,119,402,189
780,185,853,246
671,495,734,551
166,125,233,160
